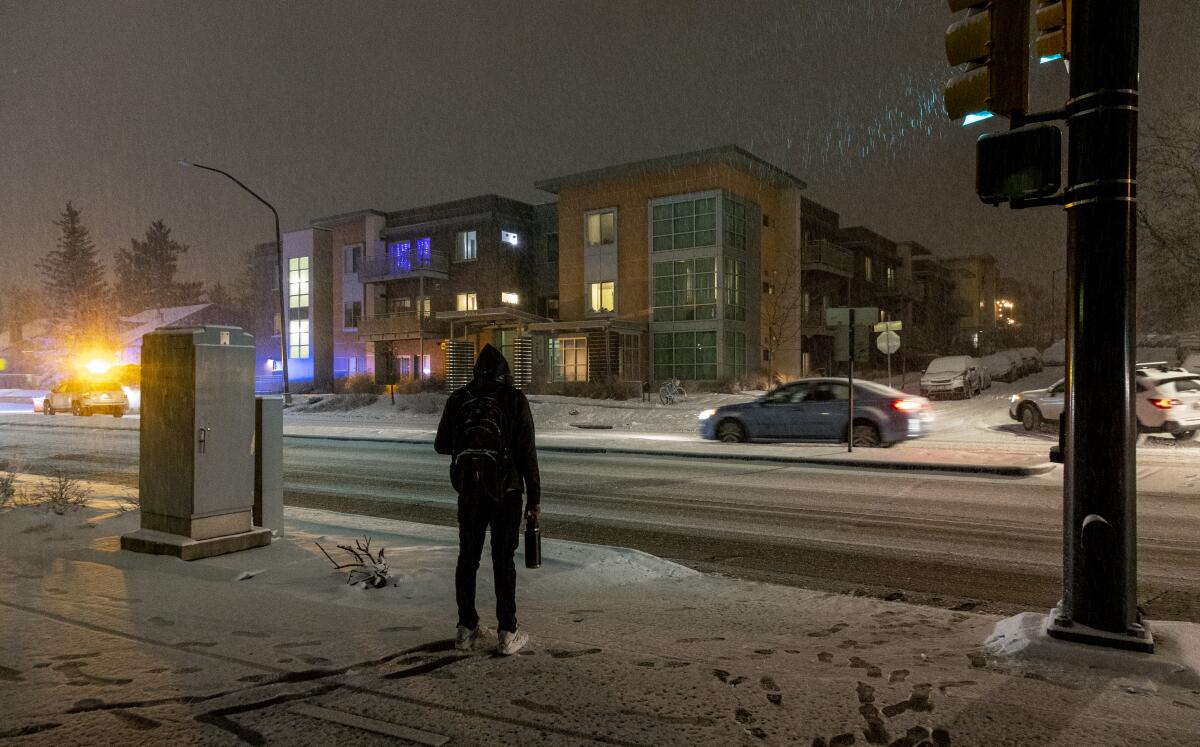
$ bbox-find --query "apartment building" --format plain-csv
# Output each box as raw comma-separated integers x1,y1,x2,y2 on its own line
942,253,999,352
357,195,547,383
532,145,855,385
310,210,387,380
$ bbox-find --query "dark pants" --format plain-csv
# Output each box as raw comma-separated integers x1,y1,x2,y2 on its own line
456,490,523,633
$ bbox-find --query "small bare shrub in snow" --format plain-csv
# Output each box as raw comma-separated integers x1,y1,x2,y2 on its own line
336,373,378,394
0,471,16,507
115,489,140,513
35,471,92,515
317,535,392,588
394,392,447,415
301,393,378,413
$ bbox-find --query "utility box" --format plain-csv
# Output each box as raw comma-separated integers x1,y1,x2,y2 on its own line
122,325,272,560
254,396,284,536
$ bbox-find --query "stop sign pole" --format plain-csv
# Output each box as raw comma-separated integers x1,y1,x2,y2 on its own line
874,321,902,390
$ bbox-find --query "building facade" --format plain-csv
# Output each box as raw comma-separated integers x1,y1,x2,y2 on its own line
942,253,999,353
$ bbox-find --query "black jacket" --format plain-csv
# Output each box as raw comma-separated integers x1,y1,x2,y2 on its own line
435,344,541,506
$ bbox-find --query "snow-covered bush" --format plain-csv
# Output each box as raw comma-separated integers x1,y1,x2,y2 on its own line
34,471,92,515
299,393,378,413
0,471,16,507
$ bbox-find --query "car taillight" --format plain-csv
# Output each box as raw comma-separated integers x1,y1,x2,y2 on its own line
1152,398,1181,410
892,399,923,413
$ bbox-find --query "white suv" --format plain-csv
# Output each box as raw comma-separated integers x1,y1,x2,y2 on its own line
1009,363,1200,441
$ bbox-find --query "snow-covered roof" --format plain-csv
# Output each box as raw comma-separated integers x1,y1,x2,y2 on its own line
118,304,213,346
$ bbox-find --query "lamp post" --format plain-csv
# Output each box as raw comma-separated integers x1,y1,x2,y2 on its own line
178,160,290,403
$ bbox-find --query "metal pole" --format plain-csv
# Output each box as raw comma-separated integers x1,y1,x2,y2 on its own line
847,308,855,454
179,161,291,403
1048,0,1149,651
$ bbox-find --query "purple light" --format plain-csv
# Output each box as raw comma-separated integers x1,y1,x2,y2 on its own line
389,240,412,272
417,237,431,265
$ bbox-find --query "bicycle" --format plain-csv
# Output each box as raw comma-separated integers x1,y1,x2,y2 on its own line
658,379,687,405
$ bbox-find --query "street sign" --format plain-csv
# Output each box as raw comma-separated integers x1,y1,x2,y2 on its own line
826,307,879,327
876,331,901,355
835,325,872,363
873,320,903,333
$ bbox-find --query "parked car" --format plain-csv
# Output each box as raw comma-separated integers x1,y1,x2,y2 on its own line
980,352,1019,383
1042,340,1066,366
1184,353,1200,375
698,378,932,447
1002,349,1027,378
43,377,129,417
1009,363,1200,440
920,356,983,399
1018,347,1043,373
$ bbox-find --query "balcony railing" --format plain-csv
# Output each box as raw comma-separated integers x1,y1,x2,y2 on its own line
878,277,918,298
359,249,450,282
801,240,853,276
358,311,448,340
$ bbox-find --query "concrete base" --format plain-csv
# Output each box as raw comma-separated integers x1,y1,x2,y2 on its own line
1045,603,1154,653
120,526,272,561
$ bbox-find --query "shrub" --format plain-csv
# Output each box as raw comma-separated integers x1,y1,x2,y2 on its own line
529,380,636,400
393,392,447,415
35,471,92,515
336,374,378,394
300,393,378,413
0,471,16,507
388,377,445,395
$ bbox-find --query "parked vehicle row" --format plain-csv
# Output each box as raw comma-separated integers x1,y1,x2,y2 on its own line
920,347,1044,400
699,378,933,448
1009,361,1200,440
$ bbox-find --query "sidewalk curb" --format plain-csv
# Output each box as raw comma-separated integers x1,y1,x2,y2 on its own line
282,431,1057,476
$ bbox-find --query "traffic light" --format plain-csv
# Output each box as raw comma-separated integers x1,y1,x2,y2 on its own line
1034,0,1071,64
944,0,1030,125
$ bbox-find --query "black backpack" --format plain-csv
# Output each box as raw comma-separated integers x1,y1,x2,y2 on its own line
450,388,508,500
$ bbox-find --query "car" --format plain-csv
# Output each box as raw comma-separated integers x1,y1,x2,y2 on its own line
920,355,983,399
980,352,1019,383
1002,349,1027,378
1009,378,1064,431
43,377,129,417
1018,347,1043,373
1184,353,1200,375
698,378,932,448
1009,363,1200,440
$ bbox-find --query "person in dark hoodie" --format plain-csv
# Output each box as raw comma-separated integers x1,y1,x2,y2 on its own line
435,344,540,655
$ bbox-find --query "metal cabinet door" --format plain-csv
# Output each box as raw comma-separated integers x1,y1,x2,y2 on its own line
192,343,256,515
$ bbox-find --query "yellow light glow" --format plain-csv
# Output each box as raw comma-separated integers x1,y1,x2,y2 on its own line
84,358,113,375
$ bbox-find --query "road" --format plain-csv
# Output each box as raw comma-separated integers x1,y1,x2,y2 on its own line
2,417,1198,623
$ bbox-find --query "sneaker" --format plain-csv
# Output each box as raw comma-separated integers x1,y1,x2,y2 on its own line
455,624,495,651
497,629,529,656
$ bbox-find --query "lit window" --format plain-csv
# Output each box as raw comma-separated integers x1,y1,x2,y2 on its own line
722,196,747,250
550,337,588,382
456,292,478,311
343,301,362,329
287,257,310,358
864,256,874,283
585,211,615,246
501,230,519,246
886,265,896,289
588,281,615,313
652,197,717,251
456,231,477,262
501,291,520,305
416,237,431,265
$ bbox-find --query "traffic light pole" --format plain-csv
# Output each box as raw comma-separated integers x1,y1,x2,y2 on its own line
1047,0,1151,652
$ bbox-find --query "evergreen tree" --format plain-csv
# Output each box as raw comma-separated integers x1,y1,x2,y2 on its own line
113,219,204,315
36,202,110,342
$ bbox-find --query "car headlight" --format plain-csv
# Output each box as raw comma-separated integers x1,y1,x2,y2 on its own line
1010,394,1022,403
698,408,717,421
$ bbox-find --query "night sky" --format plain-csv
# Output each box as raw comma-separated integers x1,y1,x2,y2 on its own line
2,1,1197,290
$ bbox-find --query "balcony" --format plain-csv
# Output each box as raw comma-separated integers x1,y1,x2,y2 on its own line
358,311,448,341
359,248,450,283
878,277,918,299
801,240,853,276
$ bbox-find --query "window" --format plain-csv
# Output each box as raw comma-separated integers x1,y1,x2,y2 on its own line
418,296,431,317
343,244,362,274
546,232,559,263
653,330,717,381
287,256,310,359
801,292,811,314
422,354,431,377
546,296,560,320
724,331,746,379
585,211,615,246
388,240,413,272
456,292,477,311
397,356,412,379
501,291,519,305
652,197,716,251
589,281,615,314
550,336,588,382
619,334,642,382
864,256,874,283
886,265,896,289
723,196,747,250
723,258,745,321
652,258,715,322
343,300,362,329
501,230,519,246
455,230,477,262
273,313,281,336
416,237,431,265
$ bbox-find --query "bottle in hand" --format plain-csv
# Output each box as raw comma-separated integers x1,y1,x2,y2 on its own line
524,513,541,569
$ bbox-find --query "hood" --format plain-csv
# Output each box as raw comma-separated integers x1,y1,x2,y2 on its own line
473,343,512,384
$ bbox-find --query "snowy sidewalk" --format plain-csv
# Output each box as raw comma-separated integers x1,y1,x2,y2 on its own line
2,485,1198,745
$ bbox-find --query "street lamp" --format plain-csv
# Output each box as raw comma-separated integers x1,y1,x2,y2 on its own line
178,160,290,403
